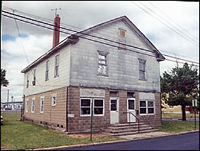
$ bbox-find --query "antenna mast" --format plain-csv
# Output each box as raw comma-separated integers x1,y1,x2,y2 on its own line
51,8,61,17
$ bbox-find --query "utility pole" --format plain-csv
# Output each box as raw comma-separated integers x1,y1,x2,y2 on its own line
7,89,9,109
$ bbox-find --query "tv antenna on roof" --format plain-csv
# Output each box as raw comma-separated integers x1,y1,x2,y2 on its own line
51,8,61,17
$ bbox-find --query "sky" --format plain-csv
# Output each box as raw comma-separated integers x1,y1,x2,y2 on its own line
1,1,199,103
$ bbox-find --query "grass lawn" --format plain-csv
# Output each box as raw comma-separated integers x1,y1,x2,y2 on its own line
1,112,122,150
162,112,199,120
1,112,199,150
157,121,199,133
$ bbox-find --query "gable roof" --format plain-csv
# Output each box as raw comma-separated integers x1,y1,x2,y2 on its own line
21,15,165,73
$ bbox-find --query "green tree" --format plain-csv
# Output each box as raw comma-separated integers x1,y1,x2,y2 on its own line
161,63,199,121
1,68,9,87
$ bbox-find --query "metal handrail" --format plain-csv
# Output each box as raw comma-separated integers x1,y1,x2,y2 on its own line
123,111,140,133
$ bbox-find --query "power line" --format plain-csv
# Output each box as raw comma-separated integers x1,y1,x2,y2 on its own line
148,2,199,41
3,6,199,64
2,10,199,66
131,1,199,47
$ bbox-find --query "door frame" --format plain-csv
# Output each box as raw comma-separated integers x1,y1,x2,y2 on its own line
127,98,136,122
110,98,119,124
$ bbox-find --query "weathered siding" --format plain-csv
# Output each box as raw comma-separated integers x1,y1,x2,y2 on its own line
70,20,160,92
23,45,71,96
23,87,67,128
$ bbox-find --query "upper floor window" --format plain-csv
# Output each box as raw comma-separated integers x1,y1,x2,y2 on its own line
138,59,146,80
45,60,49,81
97,51,108,76
54,54,59,77
32,69,36,86
119,28,126,38
118,28,126,50
26,73,29,88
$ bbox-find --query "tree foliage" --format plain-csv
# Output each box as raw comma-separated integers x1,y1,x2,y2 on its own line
161,63,199,121
1,68,9,87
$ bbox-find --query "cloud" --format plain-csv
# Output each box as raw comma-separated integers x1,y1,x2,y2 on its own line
1,1,199,102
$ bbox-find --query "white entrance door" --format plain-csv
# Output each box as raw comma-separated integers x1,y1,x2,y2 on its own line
110,98,119,124
127,98,136,122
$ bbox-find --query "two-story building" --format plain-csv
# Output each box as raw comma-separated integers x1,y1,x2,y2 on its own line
21,15,165,133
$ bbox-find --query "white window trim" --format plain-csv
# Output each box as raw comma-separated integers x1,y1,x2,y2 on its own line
45,60,49,81
138,59,146,81
40,96,44,113
54,54,60,78
26,73,29,88
93,99,105,116
127,98,135,111
33,69,36,86
51,94,57,106
80,98,92,117
31,98,35,113
97,50,109,76
139,100,155,115
80,98,105,117
26,99,29,112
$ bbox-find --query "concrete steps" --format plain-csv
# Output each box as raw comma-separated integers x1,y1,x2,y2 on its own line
104,123,159,136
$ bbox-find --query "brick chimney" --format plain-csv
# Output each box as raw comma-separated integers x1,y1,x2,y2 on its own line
52,14,60,47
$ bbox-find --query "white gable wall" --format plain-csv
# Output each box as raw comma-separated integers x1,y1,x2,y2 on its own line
70,20,161,92
23,45,71,96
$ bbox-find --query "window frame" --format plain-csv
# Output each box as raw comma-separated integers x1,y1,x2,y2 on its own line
31,98,35,113
40,96,44,113
139,100,155,115
118,28,126,38
138,59,146,80
97,51,109,76
54,54,60,78
33,69,36,86
80,98,105,117
93,99,104,116
25,99,29,112
52,95,56,106
26,73,29,88
80,98,91,116
45,60,49,81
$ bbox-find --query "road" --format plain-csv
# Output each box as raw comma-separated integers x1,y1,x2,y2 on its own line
53,131,199,150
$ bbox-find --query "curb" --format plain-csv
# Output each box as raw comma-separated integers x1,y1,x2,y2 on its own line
32,130,199,150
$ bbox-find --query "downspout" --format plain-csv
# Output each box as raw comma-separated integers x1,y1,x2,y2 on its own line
66,86,69,132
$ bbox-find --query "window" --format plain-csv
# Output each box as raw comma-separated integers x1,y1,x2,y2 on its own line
26,100,28,112
40,97,44,113
118,28,126,50
128,99,134,110
26,73,29,88
45,60,49,81
32,69,36,86
140,100,155,115
139,59,146,80
52,96,56,106
119,29,126,38
98,51,108,76
94,99,104,115
111,100,117,111
80,99,91,116
54,54,59,77
31,98,35,113
80,98,104,116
